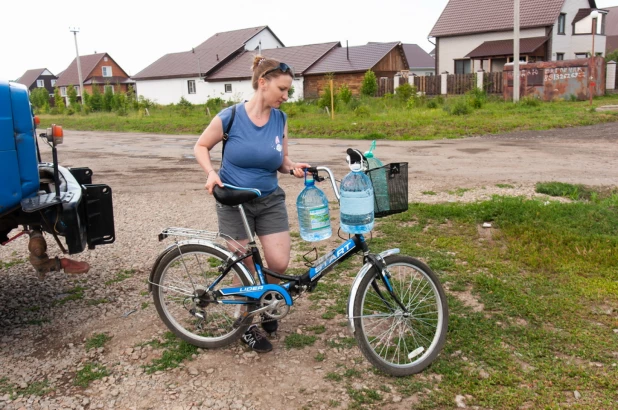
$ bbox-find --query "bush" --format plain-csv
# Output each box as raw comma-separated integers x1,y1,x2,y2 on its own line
30,88,49,109
205,97,224,112
178,96,192,108
426,99,439,109
67,84,78,107
444,98,472,115
339,84,352,104
283,104,299,118
354,105,371,118
90,85,103,111
103,85,114,111
395,82,416,101
467,87,486,109
288,85,295,99
360,70,378,97
53,86,65,114
406,93,427,109
318,80,338,110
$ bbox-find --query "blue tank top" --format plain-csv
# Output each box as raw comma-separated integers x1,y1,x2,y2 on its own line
217,103,286,195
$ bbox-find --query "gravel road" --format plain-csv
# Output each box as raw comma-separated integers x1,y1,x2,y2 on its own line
1,122,617,410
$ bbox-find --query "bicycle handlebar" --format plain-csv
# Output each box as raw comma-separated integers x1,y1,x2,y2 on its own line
289,166,340,201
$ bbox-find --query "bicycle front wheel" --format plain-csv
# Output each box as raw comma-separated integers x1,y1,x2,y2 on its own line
352,255,448,376
152,244,254,349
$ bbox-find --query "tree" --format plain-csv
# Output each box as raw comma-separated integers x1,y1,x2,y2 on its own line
126,84,136,110
90,83,103,111
53,86,65,113
360,70,378,97
30,88,49,109
67,84,78,107
103,84,114,112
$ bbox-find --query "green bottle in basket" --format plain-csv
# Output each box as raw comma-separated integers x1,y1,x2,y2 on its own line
364,141,389,214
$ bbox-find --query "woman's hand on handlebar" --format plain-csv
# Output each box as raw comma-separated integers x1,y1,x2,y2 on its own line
290,163,311,178
205,171,224,194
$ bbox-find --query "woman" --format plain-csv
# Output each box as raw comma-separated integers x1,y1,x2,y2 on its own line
194,56,309,353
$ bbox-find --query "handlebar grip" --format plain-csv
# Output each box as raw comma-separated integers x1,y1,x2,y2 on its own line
346,148,364,164
289,167,318,175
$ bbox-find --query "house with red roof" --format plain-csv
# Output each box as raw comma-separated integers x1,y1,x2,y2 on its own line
429,0,609,74
55,53,134,103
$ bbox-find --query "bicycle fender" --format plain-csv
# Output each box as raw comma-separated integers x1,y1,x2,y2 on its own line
148,239,255,292
346,248,400,332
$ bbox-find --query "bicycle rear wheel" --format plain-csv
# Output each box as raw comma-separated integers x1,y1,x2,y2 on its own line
352,255,448,376
151,244,254,348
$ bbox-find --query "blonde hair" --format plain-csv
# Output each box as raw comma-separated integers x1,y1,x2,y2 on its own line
251,55,291,90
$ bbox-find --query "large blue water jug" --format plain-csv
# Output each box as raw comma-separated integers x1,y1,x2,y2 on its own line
296,173,332,241
339,168,374,234
364,141,389,214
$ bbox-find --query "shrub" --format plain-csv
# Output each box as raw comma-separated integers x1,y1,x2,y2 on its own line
360,70,378,97
90,85,103,111
318,79,338,110
406,93,427,109
467,87,486,109
346,97,361,110
178,96,192,108
103,85,114,112
53,86,65,114
339,84,352,104
82,90,91,107
126,85,136,110
426,99,439,109
205,97,224,112
288,85,295,99
67,84,78,107
354,105,371,118
395,82,416,101
30,88,49,109
444,98,472,115
283,104,299,118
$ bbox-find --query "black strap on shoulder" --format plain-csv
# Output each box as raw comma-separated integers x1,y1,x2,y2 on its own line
221,104,236,161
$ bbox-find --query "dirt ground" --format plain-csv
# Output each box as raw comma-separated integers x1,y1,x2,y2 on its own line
1,122,617,410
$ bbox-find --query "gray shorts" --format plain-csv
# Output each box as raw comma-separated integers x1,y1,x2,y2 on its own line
216,186,289,240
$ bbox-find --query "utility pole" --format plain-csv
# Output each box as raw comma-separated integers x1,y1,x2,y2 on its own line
69,27,85,105
513,0,520,103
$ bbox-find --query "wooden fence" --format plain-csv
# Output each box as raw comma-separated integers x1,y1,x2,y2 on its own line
483,72,503,94
397,72,504,96
446,74,476,94
412,76,441,95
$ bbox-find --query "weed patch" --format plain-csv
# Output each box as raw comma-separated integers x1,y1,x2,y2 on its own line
284,334,317,349
74,363,109,387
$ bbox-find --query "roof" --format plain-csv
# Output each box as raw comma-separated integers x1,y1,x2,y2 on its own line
133,26,275,80
303,42,407,75
84,76,135,85
15,68,54,88
207,42,340,81
465,36,549,58
56,53,128,86
401,44,435,69
606,6,618,36
430,0,598,38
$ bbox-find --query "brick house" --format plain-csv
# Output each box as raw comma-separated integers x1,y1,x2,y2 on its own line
605,6,618,55
55,53,134,103
302,42,409,98
430,0,609,74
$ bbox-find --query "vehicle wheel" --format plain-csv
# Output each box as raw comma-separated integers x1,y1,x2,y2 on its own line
152,244,254,348
352,255,448,376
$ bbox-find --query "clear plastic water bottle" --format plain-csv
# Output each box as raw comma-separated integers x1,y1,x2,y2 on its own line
296,172,332,242
364,141,389,215
339,165,374,234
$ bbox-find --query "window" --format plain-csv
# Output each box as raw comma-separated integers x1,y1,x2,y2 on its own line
556,53,564,60
454,59,471,74
558,13,566,35
224,84,232,93
60,87,67,96
102,66,112,77
575,53,588,59
74,85,80,96
36,79,44,87
425,72,434,76
188,80,196,94
51,79,56,87
507,56,528,63
104,85,114,94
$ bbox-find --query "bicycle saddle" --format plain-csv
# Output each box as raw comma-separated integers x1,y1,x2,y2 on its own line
213,184,262,206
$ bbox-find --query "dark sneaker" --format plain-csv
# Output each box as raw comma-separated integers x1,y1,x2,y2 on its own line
261,314,278,334
241,325,273,353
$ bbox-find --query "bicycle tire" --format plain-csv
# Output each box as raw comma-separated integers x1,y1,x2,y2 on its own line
152,244,254,348
352,255,448,376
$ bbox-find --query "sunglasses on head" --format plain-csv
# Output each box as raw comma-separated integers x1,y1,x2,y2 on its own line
261,62,294,78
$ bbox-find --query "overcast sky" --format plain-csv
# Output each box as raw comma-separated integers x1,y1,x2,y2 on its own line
1,0,616,81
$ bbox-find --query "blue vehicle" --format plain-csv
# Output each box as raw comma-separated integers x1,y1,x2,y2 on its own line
0,80,115,277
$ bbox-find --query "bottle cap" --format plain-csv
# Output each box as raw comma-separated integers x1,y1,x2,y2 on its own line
364,140,376,158
305,171,314,185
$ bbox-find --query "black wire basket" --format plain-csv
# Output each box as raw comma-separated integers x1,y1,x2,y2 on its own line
365,162,409,218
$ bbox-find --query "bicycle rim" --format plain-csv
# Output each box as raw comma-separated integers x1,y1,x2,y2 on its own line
153,245,252,348
354,256,447,375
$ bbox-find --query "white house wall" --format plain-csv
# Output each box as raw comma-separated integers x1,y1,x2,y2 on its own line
136,77,305,105
552,0,605,59
410,68,435,76
438,27,546,73
245,31,283,51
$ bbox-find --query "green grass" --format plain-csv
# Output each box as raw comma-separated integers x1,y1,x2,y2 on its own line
284,334,317,349
38,94,618,140
85,333,112,350
0,378,52,398
367,189,618,408
496,183,514,189
0,259,25,269
74,363,109,387
105,269,135,285
53,286,85,306
536,181,618,202
143,332,198,373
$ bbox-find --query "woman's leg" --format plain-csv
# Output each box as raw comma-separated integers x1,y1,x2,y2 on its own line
258,231,291,284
